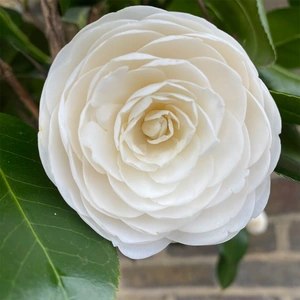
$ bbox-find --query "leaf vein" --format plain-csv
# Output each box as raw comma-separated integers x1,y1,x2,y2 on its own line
0,220,25,250
0,148,40,163
7,241,37,299
0,168,69,300
5,174,57,190
18,197,76,214
45,248,108,267
30,223,102,244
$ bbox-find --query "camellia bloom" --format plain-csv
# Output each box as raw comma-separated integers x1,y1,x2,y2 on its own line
246,211,268,235
38,6,281,259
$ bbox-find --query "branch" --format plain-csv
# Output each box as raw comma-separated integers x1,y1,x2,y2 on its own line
41,0,65,60
197,0,212,23
0,59,39,121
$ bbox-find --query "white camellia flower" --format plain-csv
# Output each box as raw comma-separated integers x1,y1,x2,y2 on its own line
38,6,281,259
246,211,268,235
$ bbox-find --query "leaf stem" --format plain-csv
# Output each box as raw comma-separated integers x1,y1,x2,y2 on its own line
0,59,39,121
41,0,65,60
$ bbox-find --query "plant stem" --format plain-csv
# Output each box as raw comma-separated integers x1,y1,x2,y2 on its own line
41,0,65,60
0,59,39,121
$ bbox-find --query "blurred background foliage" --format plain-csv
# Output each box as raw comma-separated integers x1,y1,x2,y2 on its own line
0,0,299,294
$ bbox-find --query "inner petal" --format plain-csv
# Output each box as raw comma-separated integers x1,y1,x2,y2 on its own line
142,116,167,139
142,109,179,144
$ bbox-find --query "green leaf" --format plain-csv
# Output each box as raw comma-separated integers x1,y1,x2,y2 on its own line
0,114,119,300
275,124,300,182
62,6,91,29
259,65,300,96
289,0,300,7
268,8,300,69
270,91,300,125
217,230,248,288
167,0,204,16
204,0,276,67
0,7,51,64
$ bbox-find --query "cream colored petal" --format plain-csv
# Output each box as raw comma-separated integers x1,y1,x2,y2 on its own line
138,35,226,61
48,107,84,213
190,57,247,124
79,30,164,76
187,33,250,89
146,12,213,34
122,213,196,235
148,182,221,219
196,105,220,156
175,82,225,134
82,199,167,244
169,227,229,246
62,68,100,160
80,121,122,181
179,186,248,233
154,156,214,206
252,177,271,218
108,174,166,212
144,59,211,87
87,19,196,55
209,111,244,187
118,156,179,198
42,20,135,114
227,191,256,233
120,142,158,172
149,135,201,184
245,90,271,167
206,124,251,209
247,149,271,194
116,238,171,260
82,160,142,218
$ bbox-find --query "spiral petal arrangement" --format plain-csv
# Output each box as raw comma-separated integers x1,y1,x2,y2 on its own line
38,6,281,259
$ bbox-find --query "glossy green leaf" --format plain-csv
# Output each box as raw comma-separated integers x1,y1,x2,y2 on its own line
0,113,119,300
62,6,91,29
167,0,204,16
217,230,248,288
268,8,300,68
271,91,300,125
0,8,51,64
259,65,300,96
204,0,276,67
275,124,300,182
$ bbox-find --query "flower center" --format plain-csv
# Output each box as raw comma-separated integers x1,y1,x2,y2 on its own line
142,116,167,139
141,110,179,144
